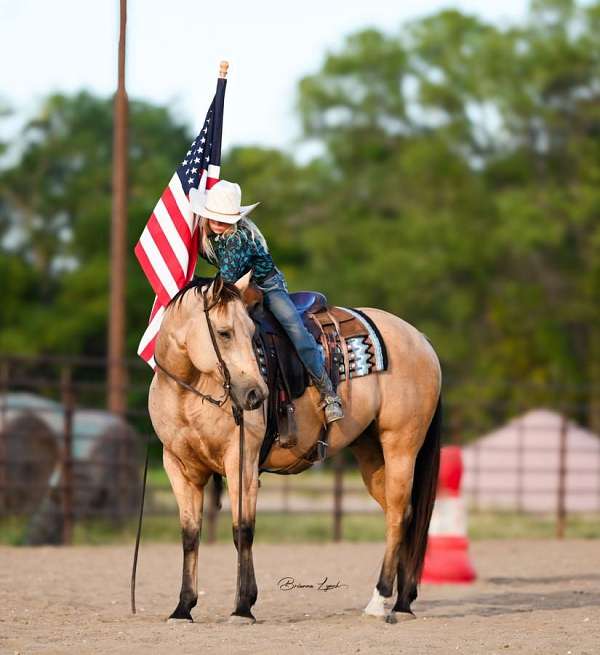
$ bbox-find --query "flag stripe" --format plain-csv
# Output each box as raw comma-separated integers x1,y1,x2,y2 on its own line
137,231,178,303
139,230,179,298
149,294,162,321
146,214,188,285
134,242,170,308
161,185,191,244
154,196,190,270
169,173,195,234
187,226,200,279
139,332,158,363
137,305,164,358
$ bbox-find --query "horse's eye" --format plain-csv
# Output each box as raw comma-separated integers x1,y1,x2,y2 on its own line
217,330,232,339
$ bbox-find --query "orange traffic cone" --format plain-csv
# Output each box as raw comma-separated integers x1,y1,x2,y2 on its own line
421,446,476,584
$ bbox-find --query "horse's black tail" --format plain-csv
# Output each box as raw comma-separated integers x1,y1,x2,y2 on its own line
404,394,442,585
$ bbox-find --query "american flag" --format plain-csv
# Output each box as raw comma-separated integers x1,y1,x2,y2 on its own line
134,76,227,368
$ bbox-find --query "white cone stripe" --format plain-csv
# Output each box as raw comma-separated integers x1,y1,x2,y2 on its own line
428,497,467,536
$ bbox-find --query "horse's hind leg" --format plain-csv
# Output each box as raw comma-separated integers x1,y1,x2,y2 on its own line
349,425,391,618
378,435,419,622
363,427,421,622
163,448,208,622
349,423,386,512
389,397,441,622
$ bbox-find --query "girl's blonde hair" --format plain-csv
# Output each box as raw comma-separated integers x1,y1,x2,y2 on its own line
198,214,269,264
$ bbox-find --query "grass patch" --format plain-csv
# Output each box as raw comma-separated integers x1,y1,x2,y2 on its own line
0,512,386,545
3,511,599,545
467,511,600,540
77,512,387,544
3,479,600,546
0,516,29,546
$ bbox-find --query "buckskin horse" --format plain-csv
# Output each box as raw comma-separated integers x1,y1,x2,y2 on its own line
147,272,442,624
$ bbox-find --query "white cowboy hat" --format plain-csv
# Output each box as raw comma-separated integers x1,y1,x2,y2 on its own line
189,179,260,224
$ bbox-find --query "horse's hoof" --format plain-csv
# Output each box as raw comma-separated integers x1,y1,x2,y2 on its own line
166,617,193,624
228,613,256,625
363,589,389,618
386,611,416,624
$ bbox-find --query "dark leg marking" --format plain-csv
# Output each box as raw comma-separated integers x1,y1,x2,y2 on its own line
392,555,417,615
375,558,396,600
231,521,258,619
169,526,200,621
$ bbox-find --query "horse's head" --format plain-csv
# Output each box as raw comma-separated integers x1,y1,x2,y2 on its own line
164,272,268,411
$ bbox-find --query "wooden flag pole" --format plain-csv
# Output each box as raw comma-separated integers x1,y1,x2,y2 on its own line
213,58,247,621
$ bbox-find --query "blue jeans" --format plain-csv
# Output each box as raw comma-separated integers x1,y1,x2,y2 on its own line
256,268,325,380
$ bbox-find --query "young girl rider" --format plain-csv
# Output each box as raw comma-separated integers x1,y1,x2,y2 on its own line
190,179,344,424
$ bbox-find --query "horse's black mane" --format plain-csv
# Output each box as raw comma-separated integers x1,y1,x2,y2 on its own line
167,274,242,310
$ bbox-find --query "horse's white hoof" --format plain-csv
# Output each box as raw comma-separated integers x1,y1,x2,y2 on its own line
228,614,256,625
166,617,193,624
363,588,389,617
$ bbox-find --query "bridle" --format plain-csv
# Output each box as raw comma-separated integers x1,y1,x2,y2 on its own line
154,283,238,410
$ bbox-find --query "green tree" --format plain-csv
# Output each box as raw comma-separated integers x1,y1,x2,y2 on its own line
295,0,600,433
0,91,190,356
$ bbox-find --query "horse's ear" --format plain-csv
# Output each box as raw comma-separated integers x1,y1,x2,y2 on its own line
234,270,252,294
234,271,262,313
205,274,225,303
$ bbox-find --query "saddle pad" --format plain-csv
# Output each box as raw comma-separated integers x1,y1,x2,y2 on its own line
337,307,388,377
310,306,389,381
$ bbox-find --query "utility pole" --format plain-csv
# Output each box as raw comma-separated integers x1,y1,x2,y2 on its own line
108,0,128,414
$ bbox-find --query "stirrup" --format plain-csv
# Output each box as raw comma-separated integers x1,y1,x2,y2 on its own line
317,393,342,409
319,396,344,423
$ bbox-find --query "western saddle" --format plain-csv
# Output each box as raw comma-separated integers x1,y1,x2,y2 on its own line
250,290,370,469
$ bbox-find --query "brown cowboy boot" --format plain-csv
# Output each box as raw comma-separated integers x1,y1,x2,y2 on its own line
312,370,344,423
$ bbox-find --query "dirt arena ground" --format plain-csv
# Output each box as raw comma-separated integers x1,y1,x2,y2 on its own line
1,539,599,655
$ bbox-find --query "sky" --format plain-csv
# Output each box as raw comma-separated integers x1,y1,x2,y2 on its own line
0,0,529,157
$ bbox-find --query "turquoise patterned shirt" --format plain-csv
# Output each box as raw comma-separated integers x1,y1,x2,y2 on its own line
200,225,275,283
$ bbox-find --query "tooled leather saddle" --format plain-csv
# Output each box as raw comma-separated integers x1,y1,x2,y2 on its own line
249,291,388,470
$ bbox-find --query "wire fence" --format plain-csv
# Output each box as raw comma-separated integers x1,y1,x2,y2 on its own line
1,354,599,544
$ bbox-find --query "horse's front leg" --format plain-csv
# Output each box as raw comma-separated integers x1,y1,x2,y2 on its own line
224,442,259,624
163,448,208,622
